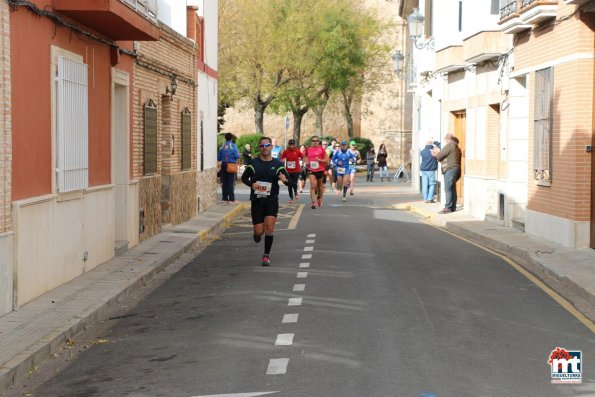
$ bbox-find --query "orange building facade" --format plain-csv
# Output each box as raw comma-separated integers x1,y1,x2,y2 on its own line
8,0,159,309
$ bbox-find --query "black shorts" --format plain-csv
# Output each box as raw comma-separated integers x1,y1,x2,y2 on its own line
251,197,279,224
307,170,325,180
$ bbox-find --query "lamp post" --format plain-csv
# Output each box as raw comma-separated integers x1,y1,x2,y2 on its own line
392,50,405,80
407,8,434,50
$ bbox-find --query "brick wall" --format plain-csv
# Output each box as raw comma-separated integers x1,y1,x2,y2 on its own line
133,22,198,240
517,14,594,222
0,1,11,234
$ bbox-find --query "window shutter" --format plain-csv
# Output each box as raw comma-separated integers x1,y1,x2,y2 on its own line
57,56,88,192
533,67,553,181
181,108,192,170
144,99,158,175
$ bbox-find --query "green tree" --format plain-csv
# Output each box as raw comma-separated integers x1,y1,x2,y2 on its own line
219,0,292,134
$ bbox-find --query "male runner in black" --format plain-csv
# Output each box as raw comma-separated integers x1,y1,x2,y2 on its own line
241,136,290,266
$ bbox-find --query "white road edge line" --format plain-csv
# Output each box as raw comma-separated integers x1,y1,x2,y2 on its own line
192,392,279,397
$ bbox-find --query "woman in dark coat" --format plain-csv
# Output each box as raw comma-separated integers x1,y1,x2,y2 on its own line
376,143,388,181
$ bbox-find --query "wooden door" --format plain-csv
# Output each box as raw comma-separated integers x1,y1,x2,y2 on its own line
453,111,466,205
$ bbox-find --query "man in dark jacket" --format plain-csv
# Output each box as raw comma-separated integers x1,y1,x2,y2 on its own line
420,140,438,203
432,133,462,214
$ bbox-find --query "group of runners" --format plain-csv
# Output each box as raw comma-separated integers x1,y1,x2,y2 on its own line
241,135,361,266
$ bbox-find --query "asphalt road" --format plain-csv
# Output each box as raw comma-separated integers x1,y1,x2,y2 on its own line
8,182,595,397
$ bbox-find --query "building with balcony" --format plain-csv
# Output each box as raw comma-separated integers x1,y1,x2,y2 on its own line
497,1,595,248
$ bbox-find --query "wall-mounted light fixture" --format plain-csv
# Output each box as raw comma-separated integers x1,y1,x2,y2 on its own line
166,74,178,99
407,8,434,50
392,50,405,80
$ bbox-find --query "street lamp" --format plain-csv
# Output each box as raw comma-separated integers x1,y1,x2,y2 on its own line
407,8,434,50
392,50,405,80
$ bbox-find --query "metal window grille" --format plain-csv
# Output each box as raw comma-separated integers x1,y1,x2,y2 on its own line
57,56,88,192
500,0,517,19
533,67,553,182
144,99,158,175
121,0,158,22
181,108,192,170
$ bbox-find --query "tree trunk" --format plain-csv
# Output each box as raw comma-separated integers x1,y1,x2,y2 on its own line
312,90,329,137
254,93,274,134
342,91,354,139
254,102,265,134
292,106,308,145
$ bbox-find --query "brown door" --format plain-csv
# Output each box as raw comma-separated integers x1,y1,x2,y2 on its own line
453,111,466,205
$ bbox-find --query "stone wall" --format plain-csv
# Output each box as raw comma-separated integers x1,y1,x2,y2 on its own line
197,168,218,213
139,175,161,242
169,170,197,225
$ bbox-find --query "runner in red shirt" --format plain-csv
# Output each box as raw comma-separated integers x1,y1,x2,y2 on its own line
304,136,330,209
280,139,303,203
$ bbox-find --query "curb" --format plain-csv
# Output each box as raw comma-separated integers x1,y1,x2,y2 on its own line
0,204,247,394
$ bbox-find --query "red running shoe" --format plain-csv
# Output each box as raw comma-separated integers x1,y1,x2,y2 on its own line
317,198,322,207
262,255,271,266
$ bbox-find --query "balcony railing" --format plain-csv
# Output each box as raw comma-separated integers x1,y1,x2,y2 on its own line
122,0,158,23
500,0,518,19
521,0,535,7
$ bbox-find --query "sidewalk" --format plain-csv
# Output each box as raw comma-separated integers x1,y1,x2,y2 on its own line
1,185,594,393
0,202,246,394
395,199,595,326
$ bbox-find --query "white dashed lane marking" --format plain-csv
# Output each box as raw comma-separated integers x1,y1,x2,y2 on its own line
299,263,310,268
297,272,308,278
305,239,315,244
267,358,289,375
302,254,312,259
303,246,314,252
307,234,316,238
288,297,302,306
282,313,299,323
275,334,295,346
293,284,305,292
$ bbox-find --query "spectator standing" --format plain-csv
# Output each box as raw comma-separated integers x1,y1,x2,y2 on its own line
366,146,376,182
377,143,388,181
217,132,240,203
432,133,462,214
242,143,253,166
420,140,438,203
271,139,282,159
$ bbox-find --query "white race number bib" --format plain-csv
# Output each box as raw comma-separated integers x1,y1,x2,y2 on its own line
255,181,272,198
309,160,319,169
287,161,296,169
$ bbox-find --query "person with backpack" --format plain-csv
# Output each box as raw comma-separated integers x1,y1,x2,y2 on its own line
217,132,240,203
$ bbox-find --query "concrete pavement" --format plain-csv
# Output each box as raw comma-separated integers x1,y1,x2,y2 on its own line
1,179,594,393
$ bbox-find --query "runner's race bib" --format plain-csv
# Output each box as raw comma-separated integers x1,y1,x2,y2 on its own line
255,181,272,198
287,161,296,169
310,160,319,169
337,167,346,174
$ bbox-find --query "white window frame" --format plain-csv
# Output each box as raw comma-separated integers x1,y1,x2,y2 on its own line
51,47,88,193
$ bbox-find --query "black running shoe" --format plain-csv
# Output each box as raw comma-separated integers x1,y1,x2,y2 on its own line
253,234,261,243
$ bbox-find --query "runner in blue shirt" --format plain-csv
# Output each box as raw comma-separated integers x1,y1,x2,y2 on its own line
332,141,357,202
